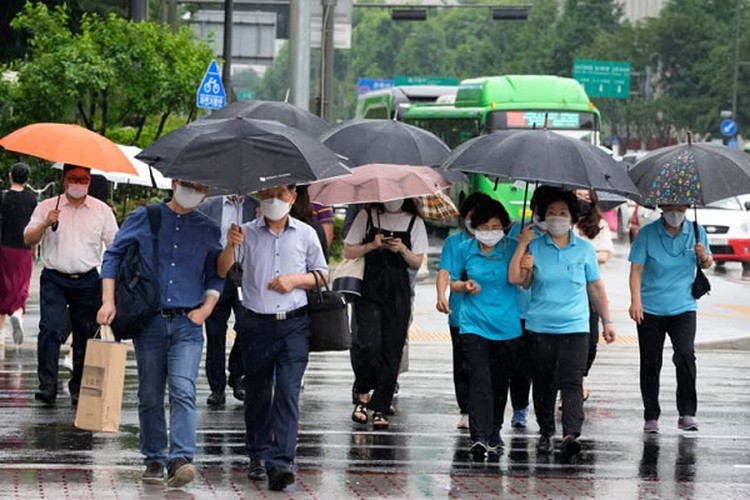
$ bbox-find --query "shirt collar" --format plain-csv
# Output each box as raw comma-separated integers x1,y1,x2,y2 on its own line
257,215,298,232
224,195,244,206
61,195,90,208
543,230,577,248
468,237,505,258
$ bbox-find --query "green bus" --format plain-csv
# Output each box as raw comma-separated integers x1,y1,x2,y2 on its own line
401,75,602,220
355,84,458,120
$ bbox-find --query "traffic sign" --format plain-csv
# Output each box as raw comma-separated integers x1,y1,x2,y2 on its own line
720,119,738,137
393,76,460,86
573,60,631,99
196,60,226,110
357,78,393,96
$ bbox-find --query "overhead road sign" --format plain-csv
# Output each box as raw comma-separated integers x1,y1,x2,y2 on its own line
393,76,460,86
196,60,227,110
357,78,394,96
573,60,631,99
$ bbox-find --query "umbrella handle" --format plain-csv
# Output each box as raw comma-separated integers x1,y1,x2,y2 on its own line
51,194,61,232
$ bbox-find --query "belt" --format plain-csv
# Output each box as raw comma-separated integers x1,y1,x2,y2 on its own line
47,268,97,280
158,308,193,318
248,306,307,321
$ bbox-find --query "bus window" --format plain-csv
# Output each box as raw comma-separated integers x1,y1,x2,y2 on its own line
363,106,390,119
403,118,481,148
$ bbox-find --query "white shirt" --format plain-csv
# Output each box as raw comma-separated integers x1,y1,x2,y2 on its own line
26,195,119,274
345,209,428,255
574,219,615,258
220,195,244,247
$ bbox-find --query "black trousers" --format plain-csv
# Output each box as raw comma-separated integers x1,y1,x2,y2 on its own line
462,333,518,446
204,283,246,393
449,326,470,414
637,311,697,421
529,332,588,437
585,305,599,377
351,293,411,414
509,323,531,411
38,269,100,395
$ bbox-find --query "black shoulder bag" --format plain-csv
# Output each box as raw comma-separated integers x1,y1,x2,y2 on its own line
691,220,711,299
307,269,351,352
111,205,162,341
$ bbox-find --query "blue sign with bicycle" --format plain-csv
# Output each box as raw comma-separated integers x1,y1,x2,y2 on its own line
720,119,737,137
196,60,226,110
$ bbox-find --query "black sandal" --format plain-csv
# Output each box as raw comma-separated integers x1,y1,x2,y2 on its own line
372,412,389,429
352,402,368,424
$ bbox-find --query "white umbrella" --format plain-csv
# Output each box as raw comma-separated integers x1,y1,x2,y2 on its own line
53,145,172,189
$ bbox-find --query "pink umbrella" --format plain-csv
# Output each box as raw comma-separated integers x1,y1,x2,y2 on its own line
307,164,450,204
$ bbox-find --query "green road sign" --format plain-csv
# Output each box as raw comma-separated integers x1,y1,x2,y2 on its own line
573,60,631,99
393,76,460,86
237,89,256,100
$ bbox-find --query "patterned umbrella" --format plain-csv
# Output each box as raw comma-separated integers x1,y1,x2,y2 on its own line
419,191,459,221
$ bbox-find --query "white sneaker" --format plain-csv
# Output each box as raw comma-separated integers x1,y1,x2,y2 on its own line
9,310,23,345
457,413,470,430
63,351,74,372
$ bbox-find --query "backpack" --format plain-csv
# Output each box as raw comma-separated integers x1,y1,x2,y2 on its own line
111,205,161,341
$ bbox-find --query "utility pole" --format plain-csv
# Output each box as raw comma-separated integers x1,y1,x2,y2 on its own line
290,0,311,111
166,0,178,30
130,0,148,21
223,0,235,103
732,0,741,121
320,0,336,121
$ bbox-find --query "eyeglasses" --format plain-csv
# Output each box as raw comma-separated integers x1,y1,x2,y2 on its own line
66,176,91,184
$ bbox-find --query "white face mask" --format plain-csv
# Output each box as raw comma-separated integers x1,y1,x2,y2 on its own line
475,229,504,247
66,183,89,200
174,184,205,210
662,210,686,228
465,219,475,235
383,200,404,212
261,197,291,221
533,214,547,232
545,216,571,236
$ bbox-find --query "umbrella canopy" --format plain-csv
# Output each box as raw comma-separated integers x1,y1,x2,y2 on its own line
419,190,459,221
441,129,640,198
206,100,331,137
0,123,136,174
321,119,450,167
136,117,351,195
307,164,450,205
52,145,172,189
629,142,750,206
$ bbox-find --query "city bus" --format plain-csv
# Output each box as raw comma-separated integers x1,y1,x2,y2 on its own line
355,84,458,120
401,75,602,220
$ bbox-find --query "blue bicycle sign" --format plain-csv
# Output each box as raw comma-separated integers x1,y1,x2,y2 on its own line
196,60,226,110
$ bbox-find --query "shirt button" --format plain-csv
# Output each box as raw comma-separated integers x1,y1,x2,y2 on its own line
171,263,175,267
276,304,280,308
167,298,171,302
276,253,279,256
174,244,178,249
169,280,173,284
176,227,180,231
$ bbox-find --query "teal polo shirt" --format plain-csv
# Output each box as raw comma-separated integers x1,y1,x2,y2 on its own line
628,218,710,317
438,230,471,327
526,231,600,334
450,238,522,341
507,221,545,320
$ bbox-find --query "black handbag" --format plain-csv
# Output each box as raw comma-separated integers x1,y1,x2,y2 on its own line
111,205,161,341
307,269,351,352
691,220,711,299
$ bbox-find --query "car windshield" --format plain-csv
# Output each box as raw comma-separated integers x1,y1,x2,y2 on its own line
706,197,743,210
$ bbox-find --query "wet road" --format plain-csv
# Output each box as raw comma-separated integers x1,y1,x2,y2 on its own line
1,341,750,498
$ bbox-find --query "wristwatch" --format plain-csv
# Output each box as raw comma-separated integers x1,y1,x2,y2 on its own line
601,318,613,325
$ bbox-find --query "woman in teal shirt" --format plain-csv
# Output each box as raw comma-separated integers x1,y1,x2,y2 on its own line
510,188,616,459
628,204,713,434
450,199,522,461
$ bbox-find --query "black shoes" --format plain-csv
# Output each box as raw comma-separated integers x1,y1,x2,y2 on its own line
141,462,165,485
34,389,56,405
560,436,582,459
536,434,553,454
207,390,226,406
469,441,488,461
267,466,295,491
247,458,267,481
232,385,246,402
166,458,196,488
71,392,79,407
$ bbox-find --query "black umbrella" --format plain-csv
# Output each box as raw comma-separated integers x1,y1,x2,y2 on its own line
206,100,331,137
321,119,451,167
441,129,641,199
629,139,750,206
136,117,350,195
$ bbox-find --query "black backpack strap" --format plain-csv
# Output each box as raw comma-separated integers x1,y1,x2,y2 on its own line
145,204,161,280
407,213,418,234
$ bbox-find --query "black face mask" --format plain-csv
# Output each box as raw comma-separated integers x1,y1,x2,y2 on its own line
578,200,592,216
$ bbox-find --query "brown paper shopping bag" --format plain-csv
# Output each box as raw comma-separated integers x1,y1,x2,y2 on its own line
74,337,128,432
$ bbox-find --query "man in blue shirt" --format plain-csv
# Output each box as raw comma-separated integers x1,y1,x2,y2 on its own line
98,179,223,488
218,184,327,492
199,195,259,405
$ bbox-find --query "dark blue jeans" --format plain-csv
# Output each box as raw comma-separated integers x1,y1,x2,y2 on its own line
239,314,310,470
37,269,100,395
133,314,204,466
204,283,246,392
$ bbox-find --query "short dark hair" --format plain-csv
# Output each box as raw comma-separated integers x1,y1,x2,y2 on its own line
530,185,556,212
536,187,579,223
470,198,510,230
459,192,492,220
10,162,30,184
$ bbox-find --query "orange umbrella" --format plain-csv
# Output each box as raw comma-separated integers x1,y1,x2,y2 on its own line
0,123,137,174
